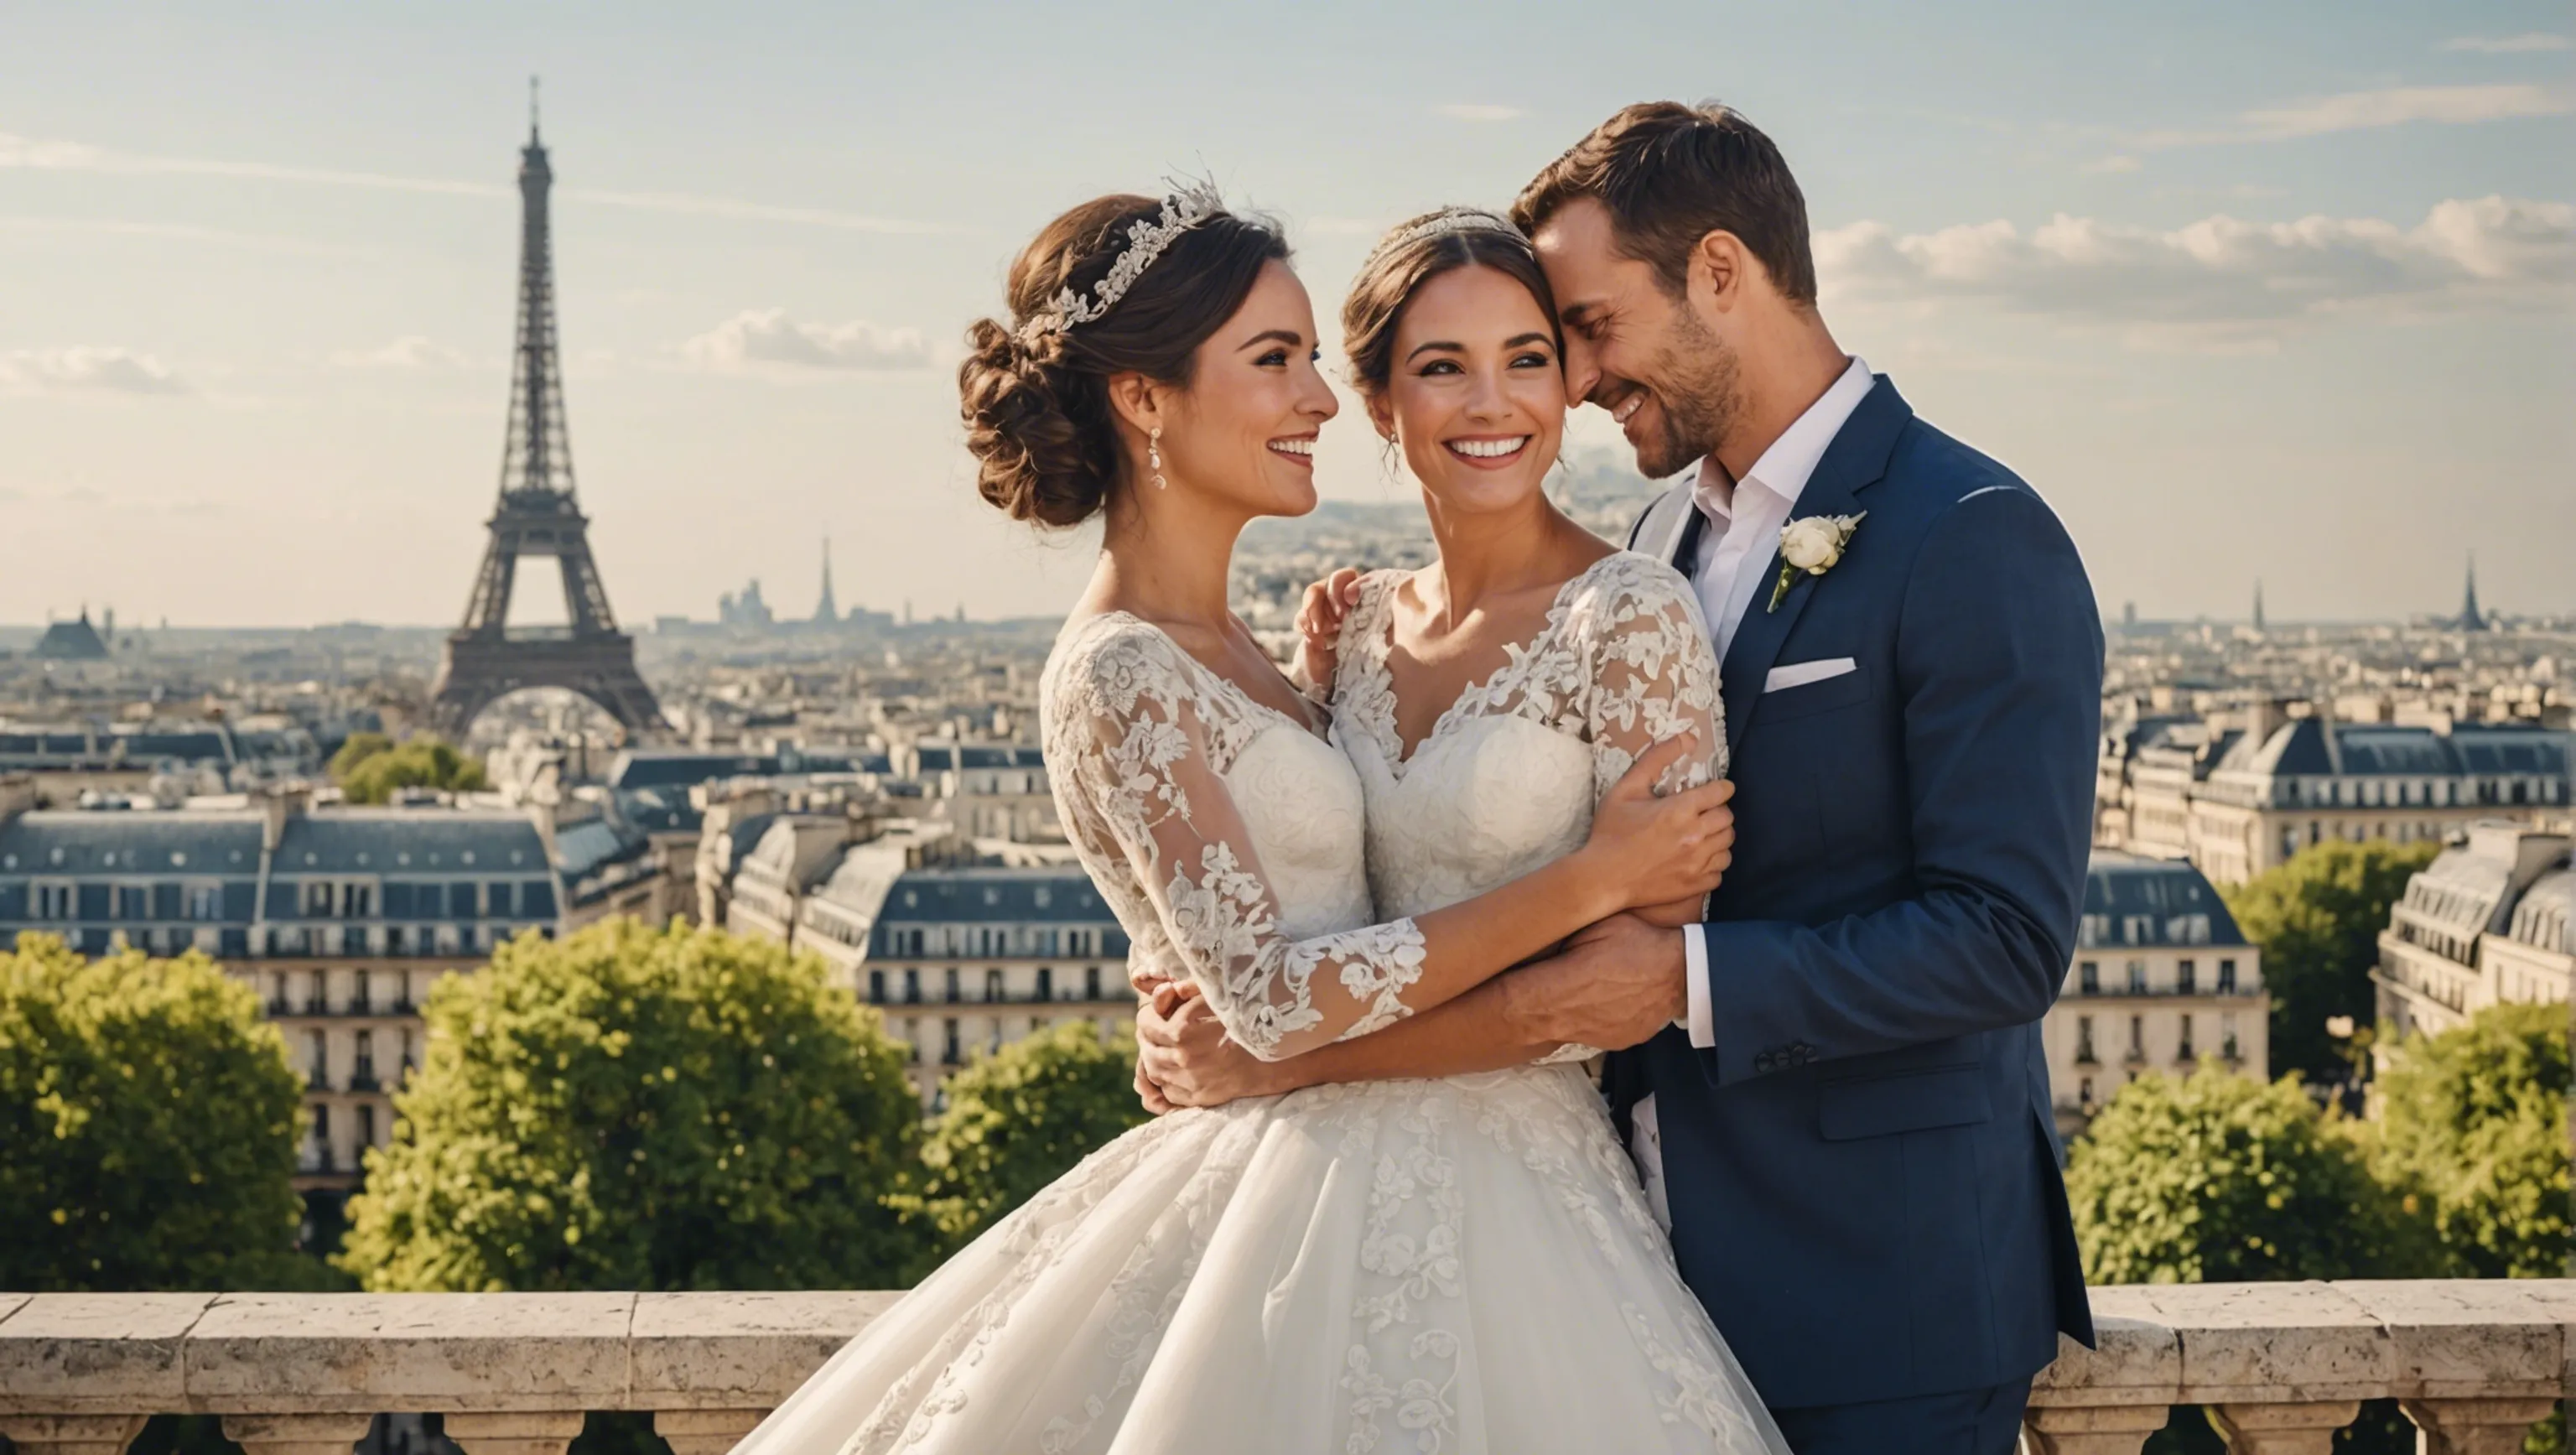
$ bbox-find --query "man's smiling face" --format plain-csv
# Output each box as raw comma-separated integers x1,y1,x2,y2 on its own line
1530,196,1739,481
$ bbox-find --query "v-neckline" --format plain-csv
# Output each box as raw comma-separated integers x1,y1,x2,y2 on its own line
1089,610,1333,746
1356,558,1606,777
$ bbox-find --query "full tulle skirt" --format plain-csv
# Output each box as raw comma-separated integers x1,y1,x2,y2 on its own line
731,1064,1788,1455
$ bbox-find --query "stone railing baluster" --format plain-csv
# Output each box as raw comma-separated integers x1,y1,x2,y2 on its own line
439,1411,588,1455
2205,1400,2364,1453
0,1413,151,1455
217,1412,376,1455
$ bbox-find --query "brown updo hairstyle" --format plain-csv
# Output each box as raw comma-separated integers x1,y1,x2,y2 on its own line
960,194,1290,527
1341,208,1561,403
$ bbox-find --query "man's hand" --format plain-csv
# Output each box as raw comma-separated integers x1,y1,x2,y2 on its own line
1136,981,1296,1109
1292,569,1363,697
1500,912,1689,1052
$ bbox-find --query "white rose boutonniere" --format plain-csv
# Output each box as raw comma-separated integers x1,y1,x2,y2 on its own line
1768,512,1867,612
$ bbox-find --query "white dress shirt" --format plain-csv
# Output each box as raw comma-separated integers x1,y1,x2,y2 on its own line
1629,355,1874,1231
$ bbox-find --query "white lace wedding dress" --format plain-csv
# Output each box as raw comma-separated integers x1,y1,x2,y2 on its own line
731,553,1783,1455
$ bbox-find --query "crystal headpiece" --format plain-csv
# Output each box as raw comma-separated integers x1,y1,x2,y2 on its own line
1368,207,1524,261
1021,180,1229,342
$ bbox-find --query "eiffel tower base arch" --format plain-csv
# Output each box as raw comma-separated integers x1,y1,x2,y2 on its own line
428,631,663,742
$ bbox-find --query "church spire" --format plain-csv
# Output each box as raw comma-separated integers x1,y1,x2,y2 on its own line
813,537,839,624
2459,554,2487,632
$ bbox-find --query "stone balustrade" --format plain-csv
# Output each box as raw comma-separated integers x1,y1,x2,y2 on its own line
0,1281,2564,1455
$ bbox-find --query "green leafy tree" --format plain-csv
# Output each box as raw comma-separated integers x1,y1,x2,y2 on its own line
2067,1063,2441,1285
338,738,489,804
325,731,396,782
2371,1002,2571,1278
899,1021,1150,1267
2221,840,2438,1083
339,920,922,1291
0,934,307,1291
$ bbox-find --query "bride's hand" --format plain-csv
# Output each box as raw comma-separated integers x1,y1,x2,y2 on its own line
1291,568,1363,698
1137,981,1297,1109
1574,739,1737,914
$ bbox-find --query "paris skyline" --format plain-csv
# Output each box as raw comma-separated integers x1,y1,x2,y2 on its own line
2,0,2570,629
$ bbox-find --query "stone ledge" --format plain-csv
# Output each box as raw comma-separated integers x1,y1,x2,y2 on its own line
1,1281,2567,1419
2028,1279,2573,1410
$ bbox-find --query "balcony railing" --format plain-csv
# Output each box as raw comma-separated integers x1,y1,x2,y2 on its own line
0,1282,2563,1455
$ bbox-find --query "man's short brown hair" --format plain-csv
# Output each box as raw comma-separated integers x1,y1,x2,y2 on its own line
1511,101,1817,306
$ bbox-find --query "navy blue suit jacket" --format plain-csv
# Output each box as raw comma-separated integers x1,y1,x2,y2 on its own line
1611,375,2100,1411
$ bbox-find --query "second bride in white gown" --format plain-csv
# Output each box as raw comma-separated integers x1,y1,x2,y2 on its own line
730,192,1784,1455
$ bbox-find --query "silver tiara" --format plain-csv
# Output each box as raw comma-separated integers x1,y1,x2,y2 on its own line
1020,180,1229,341
1368,207,1524,260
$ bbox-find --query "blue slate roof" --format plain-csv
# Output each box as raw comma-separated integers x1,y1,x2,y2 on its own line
607,748,882,792
2232,720,2573,780
914,743,1044,772
2079,851,2246,948
875,866,1114,926
271,811,549,876
554,817,649,881
0,811,265,876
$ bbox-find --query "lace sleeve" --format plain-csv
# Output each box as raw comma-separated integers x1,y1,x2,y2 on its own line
1055,624,1430,1062
1580,557,1726,804
1531,560,1725,1068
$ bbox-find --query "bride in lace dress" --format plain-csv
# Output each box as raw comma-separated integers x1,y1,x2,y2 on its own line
730,193,1782,1455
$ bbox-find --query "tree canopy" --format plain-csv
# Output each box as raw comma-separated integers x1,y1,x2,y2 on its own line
899,1020,1150,1272
0,934,308,1291
2371,1002,2571,1279
333,735,488,804
2221,839,2438,1083
338,920,922,1291
2066,1063,2441,1286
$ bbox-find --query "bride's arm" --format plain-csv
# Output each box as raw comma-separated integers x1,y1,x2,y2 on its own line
1060,624,1730,1063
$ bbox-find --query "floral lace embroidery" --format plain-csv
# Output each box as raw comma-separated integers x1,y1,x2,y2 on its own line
1042,614,1430,1060
1337,553,1725,798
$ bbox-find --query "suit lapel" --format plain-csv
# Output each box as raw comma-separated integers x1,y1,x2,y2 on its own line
1719,377,1913,759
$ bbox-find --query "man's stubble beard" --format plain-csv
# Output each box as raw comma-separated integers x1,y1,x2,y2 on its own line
1633,303,1740,481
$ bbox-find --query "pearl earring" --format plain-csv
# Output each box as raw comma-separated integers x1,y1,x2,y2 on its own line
1148,426,1166,491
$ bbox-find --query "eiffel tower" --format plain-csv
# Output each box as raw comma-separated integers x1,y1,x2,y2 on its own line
428,86,662,741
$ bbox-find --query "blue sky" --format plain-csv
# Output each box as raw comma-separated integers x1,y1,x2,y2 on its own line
1,1,2568,626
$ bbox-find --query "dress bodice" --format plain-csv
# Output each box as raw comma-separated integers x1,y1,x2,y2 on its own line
1332,550,1727,927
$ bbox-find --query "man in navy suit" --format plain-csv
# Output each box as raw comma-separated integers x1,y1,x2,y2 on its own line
1137,100,2101,1453
1495,101,2104,1452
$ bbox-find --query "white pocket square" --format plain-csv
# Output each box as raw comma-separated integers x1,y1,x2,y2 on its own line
1763,657,1857,693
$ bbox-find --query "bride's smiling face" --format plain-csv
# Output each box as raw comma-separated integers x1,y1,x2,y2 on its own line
1369,263,1566,517
1156,259,1339,519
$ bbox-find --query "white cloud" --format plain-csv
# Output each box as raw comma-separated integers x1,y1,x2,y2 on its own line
0,132,958,234
682,309,931,374
2137,82,2573,148
2439,33,2571,54
1815,195,2575,349
1436,104,1525,122
329,335,472,370
2080,155,2142,175
0,347,190,396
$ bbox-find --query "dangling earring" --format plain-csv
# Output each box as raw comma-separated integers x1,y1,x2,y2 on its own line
1148,426,1166,491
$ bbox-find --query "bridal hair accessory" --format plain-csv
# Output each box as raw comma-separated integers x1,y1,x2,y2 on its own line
1768,512,1866,612
1021,180,1229,342
1368,207,1524,260
1148,425,1166,490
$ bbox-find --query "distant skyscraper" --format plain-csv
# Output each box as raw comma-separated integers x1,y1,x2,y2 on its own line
2251,580,2265,632
2458,556,2489,633
814,538,839,624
